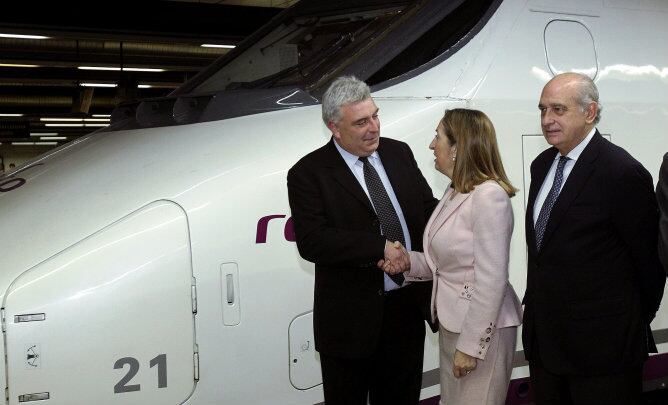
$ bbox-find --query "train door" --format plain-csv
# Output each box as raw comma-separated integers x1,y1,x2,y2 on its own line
2,201,197,405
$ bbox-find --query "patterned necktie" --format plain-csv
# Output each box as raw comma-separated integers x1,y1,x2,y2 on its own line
535,155,570,250
359,156,405,286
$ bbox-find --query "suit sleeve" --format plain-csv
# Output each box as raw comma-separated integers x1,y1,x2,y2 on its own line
287,162,386,267
611,160,666,322
406,251,433,281
457,183,514,360
658,153,668,275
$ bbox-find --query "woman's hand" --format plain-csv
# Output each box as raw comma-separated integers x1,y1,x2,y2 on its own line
377,241,410,274
452,349,477,378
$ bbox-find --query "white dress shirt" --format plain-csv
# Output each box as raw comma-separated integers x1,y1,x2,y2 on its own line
334,140,411,291
533,127,597,225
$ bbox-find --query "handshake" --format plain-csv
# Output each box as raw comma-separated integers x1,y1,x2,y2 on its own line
377,240,410,275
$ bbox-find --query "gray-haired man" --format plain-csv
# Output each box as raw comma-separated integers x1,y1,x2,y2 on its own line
287,76,437,404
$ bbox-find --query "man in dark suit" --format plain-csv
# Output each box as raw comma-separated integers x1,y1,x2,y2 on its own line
523,72,665,405
287,76,437,405
658,153,668,274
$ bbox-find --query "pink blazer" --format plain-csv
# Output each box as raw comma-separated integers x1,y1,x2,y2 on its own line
407,180,522,360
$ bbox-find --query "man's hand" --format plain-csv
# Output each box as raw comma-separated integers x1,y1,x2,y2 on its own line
377,241,410,274
452,349,477,378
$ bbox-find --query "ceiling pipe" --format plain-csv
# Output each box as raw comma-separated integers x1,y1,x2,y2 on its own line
0,38,229,58
0,94,116,108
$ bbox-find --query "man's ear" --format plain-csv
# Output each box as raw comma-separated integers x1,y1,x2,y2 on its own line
327,121,341,140
584,102,598,124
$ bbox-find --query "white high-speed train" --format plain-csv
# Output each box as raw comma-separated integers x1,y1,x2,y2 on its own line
1,0,666,404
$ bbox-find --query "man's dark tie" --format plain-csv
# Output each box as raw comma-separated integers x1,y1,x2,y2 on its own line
535,155,570,250
359,156,405,286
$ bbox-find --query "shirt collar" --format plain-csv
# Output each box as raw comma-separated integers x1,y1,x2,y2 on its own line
558,127,596,162
333,139,379,169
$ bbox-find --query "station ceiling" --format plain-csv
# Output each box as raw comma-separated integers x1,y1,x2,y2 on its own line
0,0,297,148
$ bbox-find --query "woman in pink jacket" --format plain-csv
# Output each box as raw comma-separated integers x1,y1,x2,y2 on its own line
389,109,522,404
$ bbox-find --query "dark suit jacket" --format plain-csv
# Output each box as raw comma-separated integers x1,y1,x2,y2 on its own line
658,152,668,275
287,137,438,358
522,131,665,375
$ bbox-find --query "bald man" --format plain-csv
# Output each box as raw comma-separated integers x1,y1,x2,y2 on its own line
522,73,665,405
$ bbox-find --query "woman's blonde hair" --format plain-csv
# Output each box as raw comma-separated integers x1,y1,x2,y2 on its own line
440,109,517,197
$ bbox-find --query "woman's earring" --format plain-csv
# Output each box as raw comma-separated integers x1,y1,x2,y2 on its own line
452,155,456,162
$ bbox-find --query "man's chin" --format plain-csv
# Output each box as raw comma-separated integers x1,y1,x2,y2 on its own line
365,139,380,150
544,132,561,144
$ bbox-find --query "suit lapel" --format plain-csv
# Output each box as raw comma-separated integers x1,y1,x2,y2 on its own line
323,139,374,212
376,140,410,213
419,187,470,272
540,132,603,249
428,188,470,245
421,193,448,272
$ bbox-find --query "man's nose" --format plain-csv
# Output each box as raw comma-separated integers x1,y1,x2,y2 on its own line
369,117,380,132
541,112,554,126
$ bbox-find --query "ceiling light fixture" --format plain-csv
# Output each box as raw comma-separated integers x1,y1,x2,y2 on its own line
78,66,120,71
0,63,40,68
92,114,111,118
137,83,180,89
30,132,58,137
40,136,66,140
12,142,35,145
78,66,165,72
80,83,117,88
44,123,108,128
201,44,236,49
0,113,24,117
35,142,58,146
123,67,165,72
0,33,49,40
40,117,109,122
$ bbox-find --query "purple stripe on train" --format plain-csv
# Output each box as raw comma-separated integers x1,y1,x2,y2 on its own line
419,352,668,405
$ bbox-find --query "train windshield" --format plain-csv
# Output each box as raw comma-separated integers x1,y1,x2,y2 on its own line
179,0,497,95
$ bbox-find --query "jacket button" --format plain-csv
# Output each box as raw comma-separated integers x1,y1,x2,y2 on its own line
378,289,384,296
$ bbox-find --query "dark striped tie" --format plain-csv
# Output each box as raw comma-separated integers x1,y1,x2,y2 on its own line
359,156,405,286
535,156,570,250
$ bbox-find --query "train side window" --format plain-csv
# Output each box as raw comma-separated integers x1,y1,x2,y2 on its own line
544,19,598,79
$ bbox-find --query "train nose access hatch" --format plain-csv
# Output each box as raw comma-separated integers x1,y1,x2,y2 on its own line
2,201,198,405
